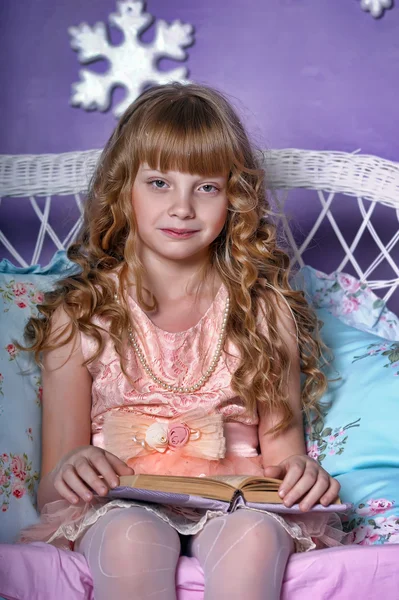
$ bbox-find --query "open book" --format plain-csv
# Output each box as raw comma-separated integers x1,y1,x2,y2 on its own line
108,474,348,514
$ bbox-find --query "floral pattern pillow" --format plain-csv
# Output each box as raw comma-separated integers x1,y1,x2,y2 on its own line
0,251,80,543
338,468,399,546
305,308,399,546
293,266,399,340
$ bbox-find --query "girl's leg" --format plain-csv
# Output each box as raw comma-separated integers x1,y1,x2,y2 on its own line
76,507,181,600
190,509,294,600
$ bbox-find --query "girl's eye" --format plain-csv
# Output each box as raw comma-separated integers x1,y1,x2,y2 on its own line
199,184,218,193
150,179,167,189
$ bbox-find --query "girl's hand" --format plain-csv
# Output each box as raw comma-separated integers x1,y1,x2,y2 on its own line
263,455,340,512
52,446,134,505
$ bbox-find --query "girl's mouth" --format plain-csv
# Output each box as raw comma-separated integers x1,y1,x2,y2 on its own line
160,229,199,239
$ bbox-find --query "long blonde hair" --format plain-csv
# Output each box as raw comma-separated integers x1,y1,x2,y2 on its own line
23,82,326,431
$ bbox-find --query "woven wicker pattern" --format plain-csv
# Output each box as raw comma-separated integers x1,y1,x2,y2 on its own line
262,150,399,209
1,149,398,303
0,150,101,198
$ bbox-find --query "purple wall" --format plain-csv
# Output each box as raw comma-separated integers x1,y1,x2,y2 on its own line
1,0,398,309
2,0,399,158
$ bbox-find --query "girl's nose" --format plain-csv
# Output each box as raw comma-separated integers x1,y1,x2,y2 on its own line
168,191,195,219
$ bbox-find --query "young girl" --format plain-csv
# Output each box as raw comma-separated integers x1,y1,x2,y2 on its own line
22,82,342,600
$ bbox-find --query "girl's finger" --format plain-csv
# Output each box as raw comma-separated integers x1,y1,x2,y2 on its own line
59,465,95,502
105,451,135,476
62,464,98,501
54,476,80,505
319,478,341,506
282,465,319,507
298,473,331,511
279,461,306,499
88,453,125,489
73,457,110,496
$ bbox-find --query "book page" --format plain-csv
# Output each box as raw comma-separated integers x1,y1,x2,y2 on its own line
207,475,260,489
118,474,283,502
192,475,282,491
118,474,236,502
194,475,282,490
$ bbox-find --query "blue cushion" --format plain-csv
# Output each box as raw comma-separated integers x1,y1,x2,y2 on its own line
294,266,399,340
0,251,80,543
339,468,399,545
306,308,399,544
309,308,399,474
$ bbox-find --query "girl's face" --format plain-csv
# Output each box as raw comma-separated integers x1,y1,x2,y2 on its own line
131,163,228,264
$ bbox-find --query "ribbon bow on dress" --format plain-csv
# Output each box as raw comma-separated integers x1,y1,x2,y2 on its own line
102,409,227,462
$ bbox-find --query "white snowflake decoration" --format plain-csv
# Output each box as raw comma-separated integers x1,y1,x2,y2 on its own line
360,0,393,18
68,1,194,117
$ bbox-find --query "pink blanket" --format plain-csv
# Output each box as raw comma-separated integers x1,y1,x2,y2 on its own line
0,542,398,599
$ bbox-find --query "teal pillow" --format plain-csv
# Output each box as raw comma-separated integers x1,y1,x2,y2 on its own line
309,308,399,474
0,251,80,543
306,308,399,544
339,468,399,545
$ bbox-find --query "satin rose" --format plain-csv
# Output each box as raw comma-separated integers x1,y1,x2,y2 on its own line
144,422,169,452
168,424,190,448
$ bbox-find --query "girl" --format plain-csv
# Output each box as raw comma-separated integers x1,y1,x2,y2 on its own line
22,83,341,600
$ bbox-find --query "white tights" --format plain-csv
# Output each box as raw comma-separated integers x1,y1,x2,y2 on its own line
190,509,294,600
76,507,294,600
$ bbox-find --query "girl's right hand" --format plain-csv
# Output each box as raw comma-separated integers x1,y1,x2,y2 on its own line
51,446,134,504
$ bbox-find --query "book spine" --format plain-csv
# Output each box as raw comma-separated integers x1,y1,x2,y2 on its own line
229,490,245,512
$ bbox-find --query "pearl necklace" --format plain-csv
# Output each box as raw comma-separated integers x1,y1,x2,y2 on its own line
115,292,230,394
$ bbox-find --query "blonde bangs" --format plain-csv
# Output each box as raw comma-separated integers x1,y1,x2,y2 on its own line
133,95,239,176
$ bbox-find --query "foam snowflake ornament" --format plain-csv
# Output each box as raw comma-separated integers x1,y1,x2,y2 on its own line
360,0,393,18
68,0,194,117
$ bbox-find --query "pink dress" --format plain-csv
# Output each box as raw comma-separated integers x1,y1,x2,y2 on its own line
89,283,263,478
20,284,344,551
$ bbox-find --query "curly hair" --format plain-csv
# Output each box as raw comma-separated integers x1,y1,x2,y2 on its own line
22,82,327,431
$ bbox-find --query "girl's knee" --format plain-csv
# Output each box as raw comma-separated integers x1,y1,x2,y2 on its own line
228,510,294,550
89,507,181,560
79,508,180,596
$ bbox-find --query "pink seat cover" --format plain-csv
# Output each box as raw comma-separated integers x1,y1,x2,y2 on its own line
0,542,398,599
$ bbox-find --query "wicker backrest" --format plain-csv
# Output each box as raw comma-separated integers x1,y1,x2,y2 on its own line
1,148,398,303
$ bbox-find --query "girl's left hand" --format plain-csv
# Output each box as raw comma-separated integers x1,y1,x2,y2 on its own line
263,455,340,512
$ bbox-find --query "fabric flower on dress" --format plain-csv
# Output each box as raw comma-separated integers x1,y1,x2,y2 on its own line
168,424,190,448
144,422,169,452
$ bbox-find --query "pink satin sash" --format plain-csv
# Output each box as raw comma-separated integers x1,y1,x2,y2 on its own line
93,411,259,460
224,422,259,457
